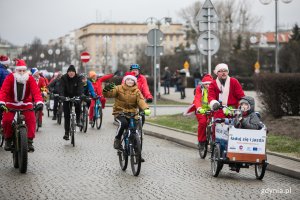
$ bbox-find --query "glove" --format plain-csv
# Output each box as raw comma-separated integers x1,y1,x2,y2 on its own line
223,106,233,116
196,107,206,114
35,103,44,111
0,103,7,112
146,98,153,103
114,70,119,76
144,109,151,116
212,102,220,111
103,83,116,92
109,82,116,89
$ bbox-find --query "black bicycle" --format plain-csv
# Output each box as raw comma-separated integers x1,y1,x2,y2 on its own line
0,123,4,147
199,110,214,159
9,108,34,173
80,96,90,133
61,96,80,147
118,112,143,176
56,94,63,125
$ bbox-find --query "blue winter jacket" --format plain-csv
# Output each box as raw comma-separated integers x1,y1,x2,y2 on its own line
0,63,10,89
83,80,96,97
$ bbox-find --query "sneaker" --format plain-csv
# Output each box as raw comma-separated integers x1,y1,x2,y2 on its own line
140,157,145,162
28,139,35,152
198,142,206,151
63,132,69,140
4,138,12,151
52,116,57,120
113,138,122,149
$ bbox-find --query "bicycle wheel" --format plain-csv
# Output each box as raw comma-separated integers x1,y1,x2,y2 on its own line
82,107,88,133
211,143,223,177
118,135,128,171
35,111,39,132
18,127,28,173
199,140,208,159
255,162,267,180
0,127,4,147
130,133,142,176
57,104,62,125
96,106,103,130
70,120,75,147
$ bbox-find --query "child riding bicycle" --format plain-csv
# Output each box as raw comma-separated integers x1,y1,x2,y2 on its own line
103,73,151,150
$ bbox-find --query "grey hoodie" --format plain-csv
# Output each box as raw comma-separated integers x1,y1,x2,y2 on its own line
235,96,263,130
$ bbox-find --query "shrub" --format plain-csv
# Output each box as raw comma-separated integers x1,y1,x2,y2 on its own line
254,73,300,118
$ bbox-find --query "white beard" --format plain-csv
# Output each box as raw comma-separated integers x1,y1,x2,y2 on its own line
14,72,29,84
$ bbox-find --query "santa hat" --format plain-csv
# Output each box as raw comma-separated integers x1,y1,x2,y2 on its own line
15,59,27,70
30,68,39,75
123,72,137,83
214,63,229,75
201,74,213,84
0,55,11,65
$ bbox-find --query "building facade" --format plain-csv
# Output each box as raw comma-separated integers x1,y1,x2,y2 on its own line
76,23,185,73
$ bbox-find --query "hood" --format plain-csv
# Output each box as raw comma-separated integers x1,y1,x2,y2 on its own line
239,96,255,113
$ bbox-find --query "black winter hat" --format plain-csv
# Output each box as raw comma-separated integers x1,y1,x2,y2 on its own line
67,65,76,73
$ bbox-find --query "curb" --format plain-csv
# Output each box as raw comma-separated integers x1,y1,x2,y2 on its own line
143,123,300,180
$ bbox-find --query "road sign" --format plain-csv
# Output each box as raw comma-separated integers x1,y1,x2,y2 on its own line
147,29,164,46
146,46,164,57
183,61,189,69
196,0,219,24
80,52,90,63
197,31,220,56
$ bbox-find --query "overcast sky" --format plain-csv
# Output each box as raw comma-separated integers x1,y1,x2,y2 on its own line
0,0,298,46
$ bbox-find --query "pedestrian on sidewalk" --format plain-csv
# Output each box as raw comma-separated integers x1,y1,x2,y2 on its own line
177,69,187,99
162,66,171,95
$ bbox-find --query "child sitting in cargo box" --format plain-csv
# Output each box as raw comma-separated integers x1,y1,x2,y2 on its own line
234,96,263,130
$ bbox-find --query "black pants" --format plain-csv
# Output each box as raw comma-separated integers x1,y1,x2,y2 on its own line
52,95,59,116
180,87,186,99
114,116,129,140
164,81,170,94
63,101,81,133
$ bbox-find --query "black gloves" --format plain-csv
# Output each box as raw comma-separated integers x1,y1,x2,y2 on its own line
35,103,44,111
212,102,220,111
103,83,116,92
0,103,7,112
146,98,153,103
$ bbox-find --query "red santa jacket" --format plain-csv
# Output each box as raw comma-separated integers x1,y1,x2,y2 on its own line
137,74,153,100
35,76,48,92
0,73,43,109
92,74,114,96
208,77,244,117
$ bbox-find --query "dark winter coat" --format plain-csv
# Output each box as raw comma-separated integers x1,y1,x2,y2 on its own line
60,74,83,98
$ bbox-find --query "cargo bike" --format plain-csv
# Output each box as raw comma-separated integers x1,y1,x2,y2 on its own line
210,110,268,180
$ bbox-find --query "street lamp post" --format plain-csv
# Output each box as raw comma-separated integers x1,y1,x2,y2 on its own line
48,49,61,72
146,17,172,116
259,0,293,73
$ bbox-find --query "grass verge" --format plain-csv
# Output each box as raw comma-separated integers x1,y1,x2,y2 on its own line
147,114,300,156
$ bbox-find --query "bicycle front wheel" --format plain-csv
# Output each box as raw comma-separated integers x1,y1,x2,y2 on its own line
18,127,28,173
0,127,4,147
118,135,128,171
35,111,39,132
130,133,142,176
82,107,88,133
96,106,103,130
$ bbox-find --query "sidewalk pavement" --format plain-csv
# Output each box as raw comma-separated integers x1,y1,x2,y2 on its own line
143,122,300,179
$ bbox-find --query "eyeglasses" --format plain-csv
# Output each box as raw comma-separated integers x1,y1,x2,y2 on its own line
217,70,228,73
